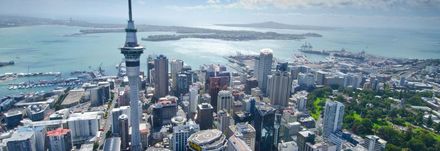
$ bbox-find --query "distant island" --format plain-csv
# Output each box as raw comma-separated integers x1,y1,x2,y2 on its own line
0,16,323,41
216,21,336,30
141,32,321,41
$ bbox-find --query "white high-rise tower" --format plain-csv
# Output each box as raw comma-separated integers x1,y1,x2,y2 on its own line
120,0,143,150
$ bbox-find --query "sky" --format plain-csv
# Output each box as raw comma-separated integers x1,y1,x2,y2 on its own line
0,0,439,29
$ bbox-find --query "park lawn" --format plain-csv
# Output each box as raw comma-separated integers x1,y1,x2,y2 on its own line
311,98,324,120
413,127,440,142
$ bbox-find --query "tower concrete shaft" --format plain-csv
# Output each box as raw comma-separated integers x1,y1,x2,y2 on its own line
120,0,144,150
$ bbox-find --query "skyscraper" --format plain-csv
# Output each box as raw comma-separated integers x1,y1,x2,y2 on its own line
208,73,230,112
228,122,256,151
189,85,200,116
197,103,214,130
297,130,315,151
171,121,200,151
119,0,143,150
176,73,190,97
256,49,273,94
170,59,184,94
217,90,233,113
217,110,231,134
323,100,345,138
5,131,36,151
154,55,169,98
47,128,72,151
253,104,276,151
111,106,130,136
151,97,178,131
267,70,292,108
227,135,253,151
119,114,130,150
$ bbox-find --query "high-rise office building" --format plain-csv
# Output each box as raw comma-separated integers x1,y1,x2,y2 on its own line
227,135,253,151
298,73,315,89
253,104,276,151
244,78,258,95
47,128,72,151
151,97,178,131
119,114,130,150
154,55,169,98
297,96,307,112
111,106,131,136
189,85,199,115
187,129,228,151
68,112,102,145
208,73,230,112
146,55,154,84
103,137,121,151
297,130,315,151
176,73,190,97
119,0,143,150
255,49,273,94
362,135,387,151
267,70,292,107
323,100,345,138
5,131,36,151
170,59,184,94
217,90,233,113
197,103,214,130
315,70,328,85
16,126,46,151
171,121,200,151
217,110,231,135
228,122,256,151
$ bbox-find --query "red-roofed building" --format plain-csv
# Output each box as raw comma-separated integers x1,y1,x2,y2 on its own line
47,128,72,151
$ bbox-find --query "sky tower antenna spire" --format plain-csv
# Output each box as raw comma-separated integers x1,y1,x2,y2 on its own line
128,0,133,21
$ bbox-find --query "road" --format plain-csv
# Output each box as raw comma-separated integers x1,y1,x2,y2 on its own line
98,86,119,149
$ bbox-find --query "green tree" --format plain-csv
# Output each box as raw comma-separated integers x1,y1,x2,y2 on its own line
408,138,427,151
385,144,401,151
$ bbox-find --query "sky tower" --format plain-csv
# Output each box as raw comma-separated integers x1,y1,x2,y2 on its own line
120,0,144,150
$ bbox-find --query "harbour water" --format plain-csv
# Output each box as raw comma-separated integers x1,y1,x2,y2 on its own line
0,25,439,96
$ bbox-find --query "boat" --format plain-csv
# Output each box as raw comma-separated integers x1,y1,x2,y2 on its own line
298,42,330,55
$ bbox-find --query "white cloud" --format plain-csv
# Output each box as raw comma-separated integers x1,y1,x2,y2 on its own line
170,0,440,10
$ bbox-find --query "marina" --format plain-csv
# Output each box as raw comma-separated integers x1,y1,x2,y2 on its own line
7,78,85,90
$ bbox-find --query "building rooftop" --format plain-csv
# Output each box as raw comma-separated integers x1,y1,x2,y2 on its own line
4,110,22,117
278,141,298,151
47,128,70,136
61,89,84,107
188,129,227,150
298,130,315,137
79,143,94,151
228,135,252,151
68,111,103,121
231,122,255,137
4,131,34,142
260,48,273,55
28,104,49,114
103,137,121,151
198,103,213,109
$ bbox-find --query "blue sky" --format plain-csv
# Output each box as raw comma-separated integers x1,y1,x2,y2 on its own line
0,0,439,29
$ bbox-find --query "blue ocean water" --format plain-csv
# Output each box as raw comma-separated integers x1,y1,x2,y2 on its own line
0,25,439,96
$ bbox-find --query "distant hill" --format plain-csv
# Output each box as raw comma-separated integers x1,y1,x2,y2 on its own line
216,21,336,30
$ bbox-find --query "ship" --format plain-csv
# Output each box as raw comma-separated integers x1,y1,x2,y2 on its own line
0,61,14,67
298,42,330,55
